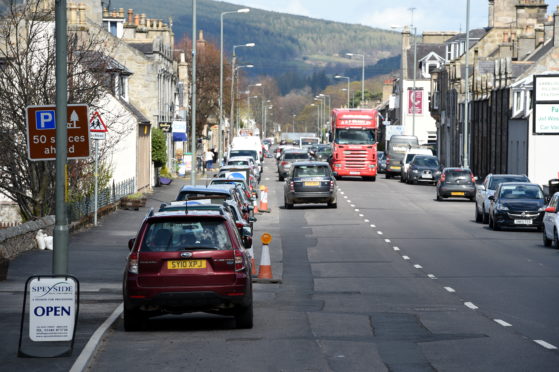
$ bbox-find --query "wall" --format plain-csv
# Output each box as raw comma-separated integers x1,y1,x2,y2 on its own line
0,216,54,260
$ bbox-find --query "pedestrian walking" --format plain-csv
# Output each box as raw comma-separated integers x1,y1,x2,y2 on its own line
204,149,214,172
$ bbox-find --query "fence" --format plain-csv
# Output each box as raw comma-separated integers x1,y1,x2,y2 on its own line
67,177,136,222
0,222,20,230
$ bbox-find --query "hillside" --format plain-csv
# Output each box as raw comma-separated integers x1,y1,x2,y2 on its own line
110,0,401,78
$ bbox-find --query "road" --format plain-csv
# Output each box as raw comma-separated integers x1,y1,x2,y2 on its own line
90,160,559,371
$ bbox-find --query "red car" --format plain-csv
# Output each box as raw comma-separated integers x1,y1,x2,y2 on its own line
123,209,253,331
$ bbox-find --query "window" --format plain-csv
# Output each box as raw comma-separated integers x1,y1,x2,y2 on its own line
293,165,330,178
334,129,375,145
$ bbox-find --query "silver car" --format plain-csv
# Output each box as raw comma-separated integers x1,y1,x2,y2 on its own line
277,149,311,181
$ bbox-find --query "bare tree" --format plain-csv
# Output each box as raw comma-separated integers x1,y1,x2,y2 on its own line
0,1,131,220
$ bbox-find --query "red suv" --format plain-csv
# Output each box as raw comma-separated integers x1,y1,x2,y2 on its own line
123,209,253,331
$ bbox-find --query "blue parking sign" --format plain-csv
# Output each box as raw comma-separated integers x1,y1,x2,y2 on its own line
35,110,56,130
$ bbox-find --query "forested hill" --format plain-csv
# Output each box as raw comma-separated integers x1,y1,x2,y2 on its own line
111,0,401,78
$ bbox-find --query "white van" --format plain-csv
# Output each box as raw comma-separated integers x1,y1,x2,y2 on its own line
229,136,263,173
400,148,433,182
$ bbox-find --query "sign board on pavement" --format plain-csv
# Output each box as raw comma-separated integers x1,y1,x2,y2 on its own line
26,104,90,160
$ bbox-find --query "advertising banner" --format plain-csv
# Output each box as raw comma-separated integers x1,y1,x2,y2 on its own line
408,90,423,115
533,75,559,134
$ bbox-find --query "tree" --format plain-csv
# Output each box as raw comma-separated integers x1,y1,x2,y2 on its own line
152,128,167,168
0,1,128,220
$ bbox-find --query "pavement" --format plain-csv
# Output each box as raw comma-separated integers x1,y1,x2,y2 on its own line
0,167,281,372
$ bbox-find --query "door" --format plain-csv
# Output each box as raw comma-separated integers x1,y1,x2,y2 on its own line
507,119,528,175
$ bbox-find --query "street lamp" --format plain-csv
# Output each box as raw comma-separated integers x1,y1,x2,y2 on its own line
220,8,250,166
346,53,365,105
232,62,254,134
229,43,255,137
319,94,331,141
247,95,259,127
292,114,296,133
464,0,471,168
335,75,350,108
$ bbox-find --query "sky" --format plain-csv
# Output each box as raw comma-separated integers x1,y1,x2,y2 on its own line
226,0,559,33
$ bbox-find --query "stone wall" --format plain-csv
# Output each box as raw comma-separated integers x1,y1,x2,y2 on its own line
0,216,55,260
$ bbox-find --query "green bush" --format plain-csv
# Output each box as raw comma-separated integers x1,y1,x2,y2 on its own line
152,128,167,168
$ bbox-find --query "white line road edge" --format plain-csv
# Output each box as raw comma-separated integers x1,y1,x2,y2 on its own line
464,302,479,310
493,319,512,327
533,340,558,350
444,287,456,293
69,303,124,372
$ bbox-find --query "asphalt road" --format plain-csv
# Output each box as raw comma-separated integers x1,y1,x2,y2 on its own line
89,160,559,372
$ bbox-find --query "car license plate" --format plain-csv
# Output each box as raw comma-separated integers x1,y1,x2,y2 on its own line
391,166,401,170
514,219,532,225
451,192,465,196
421,174,433,179
350,172,360,175
167,260,206,269
304,181,320,186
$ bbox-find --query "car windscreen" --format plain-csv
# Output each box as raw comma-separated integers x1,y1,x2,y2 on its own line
141,220,232,252
489,176,530,190
176,192,228,203
293,165,330,178
230,150,257,159
404,154,416,163
227,160,249,166
499,185,543,200
284,153,309,160
413,157,439,167
334,129,375,145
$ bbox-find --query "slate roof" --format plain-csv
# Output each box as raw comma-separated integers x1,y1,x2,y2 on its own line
446,28,488,43
406,43,446,79
76,51,132,75
527,39,554,61
128,42,154,55
119,99,151,124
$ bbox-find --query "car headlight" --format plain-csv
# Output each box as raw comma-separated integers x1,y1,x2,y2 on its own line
538,206,546,212
435,170,441,175
496,204,509,211
412,169,419,173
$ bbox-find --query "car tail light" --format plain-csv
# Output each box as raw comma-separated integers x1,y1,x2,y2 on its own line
470,174,475,183
440,173,446,182
281,161,288,166
289,181,295,192
234,249,245,272
236,222,244,229
386,155,390,165
128,252,139,274
329,180,334,191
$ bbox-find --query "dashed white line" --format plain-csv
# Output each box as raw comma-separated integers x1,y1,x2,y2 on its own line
351,204,356,208
493,319,512,327
427,274,437,279
402,255,410,260
464,302,479,310
370,224,376,228
393,247,400,251
444,287,456,293
344,196,348,199
340,191,344,195
384,239,391,243
414,264,423,269
364,219,370,223
534,340,557,350
347,200,352,203
354,208,360,212
359,214,364,217
377,231,383,235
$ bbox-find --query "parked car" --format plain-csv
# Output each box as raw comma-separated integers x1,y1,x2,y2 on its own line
215,165,258,193
400,148,433,183
123,209,253,331
377,151,386,174
436,168,476,201
208,177,252,201
542,192,559,248
175,186,231,204
277,149,311,181
225,156,259,181
405,155,442,185
283,161,337,209
475,174,530,224
488,182,546,231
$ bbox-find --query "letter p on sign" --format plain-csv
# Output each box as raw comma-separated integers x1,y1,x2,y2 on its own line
36,110,56,130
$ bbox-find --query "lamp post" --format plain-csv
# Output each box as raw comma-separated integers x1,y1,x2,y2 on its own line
292,114,296,133
335,75,350,107
247,83,262,131
220,8,250,166
263,102,272,138
346,53,365,105
190,0,197,185
247,95,259,128
232,62,254,134
229,43,254,137
319,94,331,141
464,0,471,168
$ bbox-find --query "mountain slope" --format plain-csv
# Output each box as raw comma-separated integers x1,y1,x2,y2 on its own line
110,0,401,77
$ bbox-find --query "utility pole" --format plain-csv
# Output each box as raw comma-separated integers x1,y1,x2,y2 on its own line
53,0,68,275
464,0,471,168
190,0,197,185
410,7,417,137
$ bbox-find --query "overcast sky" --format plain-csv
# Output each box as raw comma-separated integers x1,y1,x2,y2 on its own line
228,0,559,32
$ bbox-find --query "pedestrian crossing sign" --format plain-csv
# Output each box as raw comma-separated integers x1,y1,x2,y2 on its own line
90,111,108,133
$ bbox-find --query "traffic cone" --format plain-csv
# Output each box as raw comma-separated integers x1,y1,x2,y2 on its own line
259,186,270,212
247,247,257,276
253,198,260,214
258,244,272,279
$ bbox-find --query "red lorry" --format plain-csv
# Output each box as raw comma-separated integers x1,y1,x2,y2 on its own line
329,108,378,181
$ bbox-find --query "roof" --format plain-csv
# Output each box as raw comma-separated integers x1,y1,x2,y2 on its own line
76,51,132,75
218,165,252,170
290,161,330,166
407,43,446,79
119,100,151,124
446,28,488,43
177,186,232,195
128,42,154,55
150,210,226,218
527,39,554,62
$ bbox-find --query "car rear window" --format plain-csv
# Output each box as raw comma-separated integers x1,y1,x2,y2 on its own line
293,165,330,177
141,220,232,252
413,157,439,167
176,192,228,204
489,176,529,190
405,154,416,163
446,170,472,179
230,150,257,159
284,153,309,160
227,160,249,166
499,185,543,200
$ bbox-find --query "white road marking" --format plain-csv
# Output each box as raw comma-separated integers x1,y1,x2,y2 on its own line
344,196,348,199
427,274,437,279
414,264,423,269
444,287,456,293
340,191,344,195
364,219,370,223
347,200,352,203
393,247,400,251
359,214,364,217
464,302,478,310
377,231,383,235
351,204,356,208
265,178,270,181
370,224,376,228
534,340,557,350
384,239,391,243
493,319,512,327
402,255,410,260
354,208,360,212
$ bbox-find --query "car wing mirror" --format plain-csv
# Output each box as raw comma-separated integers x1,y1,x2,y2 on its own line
249,216,257,222
128,238,135,251
488,195,495,201
241,226,252,237
332,172,338,177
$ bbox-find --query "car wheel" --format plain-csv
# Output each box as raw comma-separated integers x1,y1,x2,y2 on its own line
327,201,337,208
543,228,552,247
371,176,376,182
475,204,482,223
234,302,253,329
385,173,391,179
492,217,501,231
284,197,293,209
123,308,145,332
554,228,559,249
279,174,284,181
482,208,489,224
411,179,417,185
400,175,404,183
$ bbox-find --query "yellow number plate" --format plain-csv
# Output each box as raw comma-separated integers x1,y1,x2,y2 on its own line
304,181,320,186
451,192,465,196
391,166,401,170
167,260,206,269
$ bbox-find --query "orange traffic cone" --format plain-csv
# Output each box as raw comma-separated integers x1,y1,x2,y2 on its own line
253,198,260,214
259,186,270,212
258,233,273,279
247,247,257,276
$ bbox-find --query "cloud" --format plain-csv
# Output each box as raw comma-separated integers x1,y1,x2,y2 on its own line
360,7,415,30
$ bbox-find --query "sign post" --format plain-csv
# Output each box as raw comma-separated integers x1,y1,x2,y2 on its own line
89,112,108,226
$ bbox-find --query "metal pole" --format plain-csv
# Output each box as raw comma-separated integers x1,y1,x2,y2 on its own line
346,79,350,108
230,54,236,138
94,140,98,226
464,0,471,168
219,13,224,167
412,26,417,136
190,0,197,185
361,55,365,105
53,0,68,275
